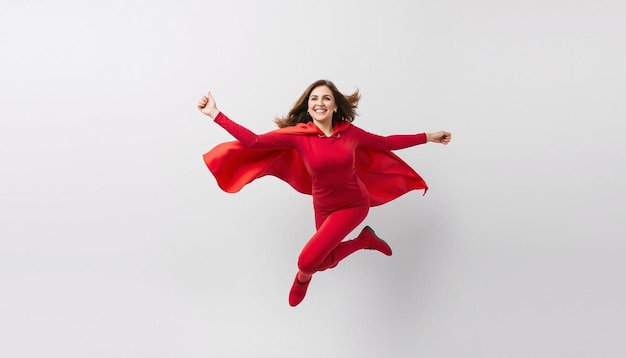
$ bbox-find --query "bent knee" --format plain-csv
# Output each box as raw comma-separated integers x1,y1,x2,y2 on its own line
297,254,319,275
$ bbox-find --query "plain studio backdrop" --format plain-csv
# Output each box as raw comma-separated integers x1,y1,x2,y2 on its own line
1,0,624,357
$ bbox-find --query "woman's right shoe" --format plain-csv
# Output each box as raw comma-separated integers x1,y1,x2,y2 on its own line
289,275,311,307
357,226,392,256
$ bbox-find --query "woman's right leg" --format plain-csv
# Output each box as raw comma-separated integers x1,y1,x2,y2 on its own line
289,206,368,306
290,206,393,306
297,206,369,276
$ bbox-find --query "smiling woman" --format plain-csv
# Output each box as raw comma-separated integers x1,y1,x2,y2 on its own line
273,80,361,136
198,79,451,307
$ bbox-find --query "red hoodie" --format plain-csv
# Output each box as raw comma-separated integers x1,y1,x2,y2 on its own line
203,112,428,208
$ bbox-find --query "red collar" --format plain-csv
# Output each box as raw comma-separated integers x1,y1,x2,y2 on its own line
270,120,352,137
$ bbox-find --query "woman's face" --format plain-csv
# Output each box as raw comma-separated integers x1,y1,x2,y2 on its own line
308,85,336,122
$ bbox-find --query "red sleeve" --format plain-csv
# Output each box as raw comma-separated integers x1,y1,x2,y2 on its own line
349,125,427,150
214,112,294,149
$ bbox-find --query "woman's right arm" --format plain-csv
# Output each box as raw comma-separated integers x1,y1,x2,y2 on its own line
198,92,292,149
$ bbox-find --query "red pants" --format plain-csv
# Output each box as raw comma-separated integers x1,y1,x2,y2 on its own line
297,203,370,275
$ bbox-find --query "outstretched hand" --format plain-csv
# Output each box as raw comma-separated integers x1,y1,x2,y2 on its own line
197,92,219,118
427,131,452,145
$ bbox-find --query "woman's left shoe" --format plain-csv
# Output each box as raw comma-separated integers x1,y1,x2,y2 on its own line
289,275,312,307
357,226,393,256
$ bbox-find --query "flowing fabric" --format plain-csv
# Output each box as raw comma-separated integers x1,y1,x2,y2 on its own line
202,122,428,207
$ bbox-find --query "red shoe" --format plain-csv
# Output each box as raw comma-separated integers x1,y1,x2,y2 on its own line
289,275,311,307
358,226,392,256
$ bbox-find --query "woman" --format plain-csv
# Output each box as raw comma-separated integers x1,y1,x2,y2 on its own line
198,80,451,307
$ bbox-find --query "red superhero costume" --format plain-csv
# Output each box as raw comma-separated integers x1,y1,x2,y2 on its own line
203,112,428,303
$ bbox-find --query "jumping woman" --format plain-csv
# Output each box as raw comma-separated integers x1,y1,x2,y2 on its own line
198,80,451,306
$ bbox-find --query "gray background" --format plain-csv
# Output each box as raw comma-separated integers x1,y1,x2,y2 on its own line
1,0,625,357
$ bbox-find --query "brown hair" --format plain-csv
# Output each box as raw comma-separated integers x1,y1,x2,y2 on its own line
274,79,360,128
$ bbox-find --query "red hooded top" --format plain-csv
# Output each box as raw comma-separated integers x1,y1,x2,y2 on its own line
203,112,428,208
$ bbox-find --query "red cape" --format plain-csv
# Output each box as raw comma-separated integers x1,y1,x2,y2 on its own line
203,121,427,207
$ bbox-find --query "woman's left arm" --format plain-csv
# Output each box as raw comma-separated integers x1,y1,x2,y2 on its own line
426,131,452,145
353,126,451,150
